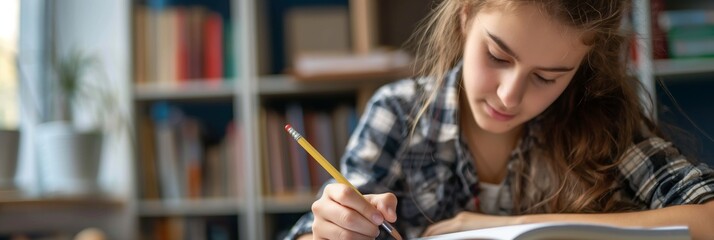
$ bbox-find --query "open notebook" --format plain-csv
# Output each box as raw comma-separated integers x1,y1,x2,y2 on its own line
416,222,690,240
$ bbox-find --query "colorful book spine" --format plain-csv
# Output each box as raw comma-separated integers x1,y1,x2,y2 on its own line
667,25,714,58
659,10,714,31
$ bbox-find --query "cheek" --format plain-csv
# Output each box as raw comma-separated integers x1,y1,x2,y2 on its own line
462,58,498,97
523,86,568,115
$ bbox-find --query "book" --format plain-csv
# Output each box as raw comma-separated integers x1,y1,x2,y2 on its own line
416,222,690,240
667,25,714,58
291,49,412,82
658,10,714,31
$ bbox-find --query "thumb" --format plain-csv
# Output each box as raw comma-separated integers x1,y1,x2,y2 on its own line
364,193,398,223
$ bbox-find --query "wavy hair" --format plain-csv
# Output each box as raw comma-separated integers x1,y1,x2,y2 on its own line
410,0,655,214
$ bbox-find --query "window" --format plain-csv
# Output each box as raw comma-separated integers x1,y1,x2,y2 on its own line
0,0,19,129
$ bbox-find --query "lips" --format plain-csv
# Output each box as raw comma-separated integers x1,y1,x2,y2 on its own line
484,102,515,121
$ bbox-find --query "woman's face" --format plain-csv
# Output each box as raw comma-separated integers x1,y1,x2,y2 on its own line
460,5,590,134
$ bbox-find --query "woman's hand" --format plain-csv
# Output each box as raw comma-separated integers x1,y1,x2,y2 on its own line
421,211,519,237
310,183,398,240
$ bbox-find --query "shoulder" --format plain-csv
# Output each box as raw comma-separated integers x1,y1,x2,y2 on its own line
369,78,421,106
361,78,424,127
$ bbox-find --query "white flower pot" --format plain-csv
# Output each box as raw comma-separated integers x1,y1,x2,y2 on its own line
0,129,20,190
36,122,102,196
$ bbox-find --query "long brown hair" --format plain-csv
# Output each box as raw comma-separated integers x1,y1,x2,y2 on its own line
411,0,654,214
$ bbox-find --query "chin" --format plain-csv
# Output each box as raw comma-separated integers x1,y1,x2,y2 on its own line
475,117,520,134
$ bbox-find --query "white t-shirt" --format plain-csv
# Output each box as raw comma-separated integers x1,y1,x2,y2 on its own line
479,181,503,214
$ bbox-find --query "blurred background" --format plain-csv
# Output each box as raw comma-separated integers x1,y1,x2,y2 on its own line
0,0,713,239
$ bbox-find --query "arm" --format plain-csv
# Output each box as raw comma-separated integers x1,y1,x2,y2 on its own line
517,137,714,239
424,137,714,239
524,136,714,239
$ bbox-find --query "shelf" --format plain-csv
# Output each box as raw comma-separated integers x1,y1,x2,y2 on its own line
134,80,237,101
654,58,714,77
0,196,125,235
262,194,315,213
0,196,124,210
138,198,243,217
258,74,400,97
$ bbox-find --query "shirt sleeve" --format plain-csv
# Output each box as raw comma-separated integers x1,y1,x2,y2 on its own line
282,81,413,240
619,137,714,208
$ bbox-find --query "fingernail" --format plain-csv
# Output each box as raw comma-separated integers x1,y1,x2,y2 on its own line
388,207,395,218
372,213,383,225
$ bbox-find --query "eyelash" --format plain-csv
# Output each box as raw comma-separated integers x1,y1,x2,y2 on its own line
535,74,556,84
487,51,556,85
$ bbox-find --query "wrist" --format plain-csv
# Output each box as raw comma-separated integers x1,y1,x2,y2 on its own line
296,233,313,240
513,214,531,225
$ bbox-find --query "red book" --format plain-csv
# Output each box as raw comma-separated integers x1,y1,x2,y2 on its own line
175,8,190,82
651,0,669,59
203,12,223,80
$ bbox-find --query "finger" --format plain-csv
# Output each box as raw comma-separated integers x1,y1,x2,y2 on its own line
312,196,381,238
365,193,398,223
312,215,375,240
422,220,449,237
324,183,385,225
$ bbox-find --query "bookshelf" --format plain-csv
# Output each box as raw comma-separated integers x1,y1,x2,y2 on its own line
129,0,428,239
632,0,714,166
632,0,714,82
130,0,245,239
127,0,714,239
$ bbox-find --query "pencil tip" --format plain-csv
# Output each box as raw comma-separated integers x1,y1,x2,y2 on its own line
284,124,292,132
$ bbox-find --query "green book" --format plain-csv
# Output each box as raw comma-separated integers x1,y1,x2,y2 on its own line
667,25,714,58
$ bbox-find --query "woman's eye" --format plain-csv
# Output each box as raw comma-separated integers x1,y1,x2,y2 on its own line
487,52,509,64
534,74,556,84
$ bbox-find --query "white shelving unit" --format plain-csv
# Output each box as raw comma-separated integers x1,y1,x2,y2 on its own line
138,198,243,217
128,0,251,238
654,58,714,77
134,81,236,101
235,0,262,238
633,0,657,115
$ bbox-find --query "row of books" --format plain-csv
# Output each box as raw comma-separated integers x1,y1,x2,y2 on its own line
659,9,714,59
631,1,714,60
260,103,359,196
137,102,241,200
140,216,237,240
133,5,236,85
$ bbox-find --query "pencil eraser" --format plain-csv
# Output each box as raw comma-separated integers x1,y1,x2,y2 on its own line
284,124,292,132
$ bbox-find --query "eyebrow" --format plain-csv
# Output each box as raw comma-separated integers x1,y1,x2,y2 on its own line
486,31,575,73
487,31,519,60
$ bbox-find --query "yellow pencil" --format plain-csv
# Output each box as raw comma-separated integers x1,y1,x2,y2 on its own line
285,124,402,240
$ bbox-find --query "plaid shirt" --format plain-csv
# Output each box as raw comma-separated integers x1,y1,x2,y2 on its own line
285,63,714,239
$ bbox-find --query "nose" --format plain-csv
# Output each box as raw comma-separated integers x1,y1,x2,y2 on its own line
497,71,527,109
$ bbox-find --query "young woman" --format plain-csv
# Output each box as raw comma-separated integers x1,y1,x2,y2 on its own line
286,0,714,239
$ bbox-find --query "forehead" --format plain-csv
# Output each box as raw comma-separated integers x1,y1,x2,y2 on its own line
472,5,591,66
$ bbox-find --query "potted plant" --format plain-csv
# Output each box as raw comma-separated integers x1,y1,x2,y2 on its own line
35,49,126,197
